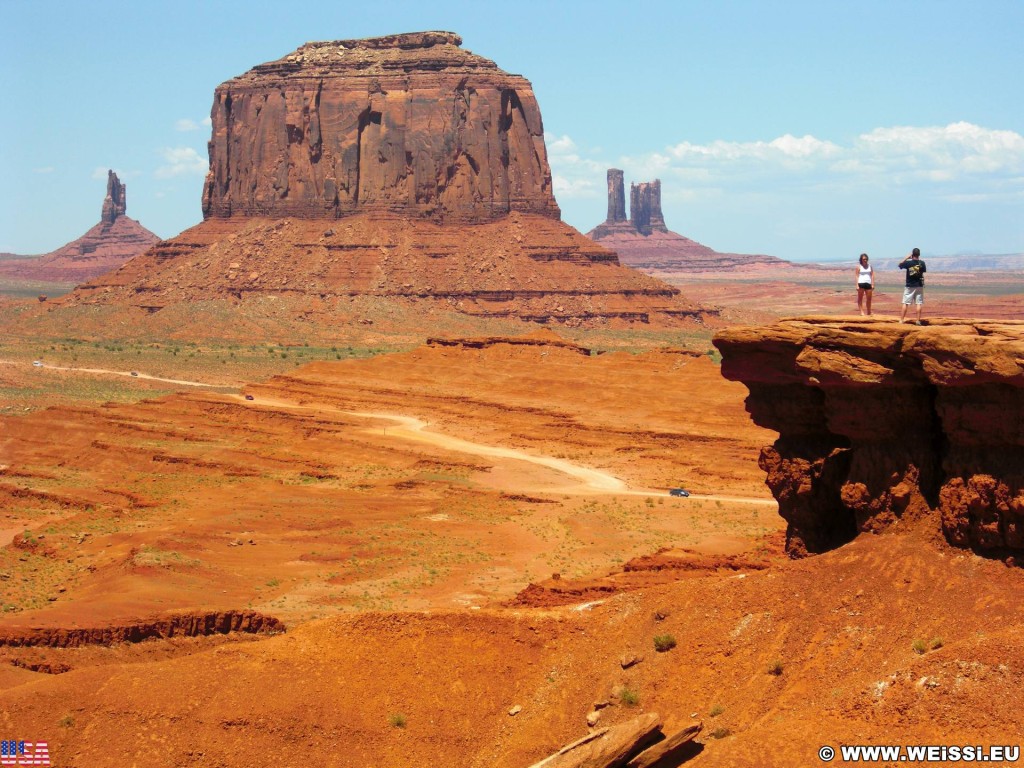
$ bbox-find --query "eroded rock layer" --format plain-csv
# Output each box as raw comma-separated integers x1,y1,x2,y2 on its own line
61,214,700,327
202,31,560,223
714,317,1024,559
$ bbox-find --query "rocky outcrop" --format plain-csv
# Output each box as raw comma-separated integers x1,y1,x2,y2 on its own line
0,170,159,283
202,31,559,223
714,317,1024,560
528,713,663,768
0,610,285,648
426,331,592,355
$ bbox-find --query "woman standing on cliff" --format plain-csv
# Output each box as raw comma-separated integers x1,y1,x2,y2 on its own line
856,253,874,315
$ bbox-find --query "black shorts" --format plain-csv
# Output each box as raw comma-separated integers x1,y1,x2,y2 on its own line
858,283,872,291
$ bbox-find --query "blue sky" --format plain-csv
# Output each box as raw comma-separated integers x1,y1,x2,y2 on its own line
2,0,1021,261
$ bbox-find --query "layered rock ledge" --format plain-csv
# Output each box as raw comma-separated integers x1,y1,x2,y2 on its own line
714,317,1024,559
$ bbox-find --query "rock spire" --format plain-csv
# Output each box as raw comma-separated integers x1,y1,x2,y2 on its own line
629,179,667,235
589,172,668,238
606,169,626,223
587,168,786,271
101,170,127,224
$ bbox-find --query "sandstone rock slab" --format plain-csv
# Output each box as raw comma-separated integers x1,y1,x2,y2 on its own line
528,712,663,768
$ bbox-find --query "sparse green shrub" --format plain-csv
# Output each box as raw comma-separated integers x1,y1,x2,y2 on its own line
59,715,74,728
930,637,944,650
767,659,784,676
912,638,927,655
709,727,732,739
709,704,725,717
388,713,407,728
620,687,640,707
653,634,677,652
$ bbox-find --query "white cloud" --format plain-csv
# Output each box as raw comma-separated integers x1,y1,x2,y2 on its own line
667,135,841,164
545,133,607,198
550,123,1024,204
552,174,600,198
547,134,578,154
155,147,208,179
175,117,212,131
851,123,1024,181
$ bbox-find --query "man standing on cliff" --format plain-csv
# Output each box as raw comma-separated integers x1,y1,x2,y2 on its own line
899,248,927,324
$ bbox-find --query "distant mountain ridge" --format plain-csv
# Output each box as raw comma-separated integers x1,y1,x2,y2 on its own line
892,253,1024,271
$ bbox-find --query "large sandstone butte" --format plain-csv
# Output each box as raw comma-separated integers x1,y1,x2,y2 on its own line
714,317,1024,559
587,168,787,272
51,33,700,332
202,31,558,223
0,171,159,283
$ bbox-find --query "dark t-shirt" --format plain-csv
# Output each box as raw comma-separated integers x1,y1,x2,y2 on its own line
900,258,926,287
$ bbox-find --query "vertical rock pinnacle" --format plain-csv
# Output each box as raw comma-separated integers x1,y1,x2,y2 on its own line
606,169,627,223
629,180,667,236
101,170,127,224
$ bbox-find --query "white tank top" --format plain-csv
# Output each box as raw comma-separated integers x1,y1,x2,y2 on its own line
858,264,872,283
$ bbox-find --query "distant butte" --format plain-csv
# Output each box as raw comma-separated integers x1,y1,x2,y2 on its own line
587,168,788,272
0,171,159,284
52,32,706,333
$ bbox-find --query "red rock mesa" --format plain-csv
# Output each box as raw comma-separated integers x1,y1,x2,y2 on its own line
202,31,559,224
59,33,701,330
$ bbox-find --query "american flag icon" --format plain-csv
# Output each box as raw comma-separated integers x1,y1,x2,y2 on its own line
0,742,50,767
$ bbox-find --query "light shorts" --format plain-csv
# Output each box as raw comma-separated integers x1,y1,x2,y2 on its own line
903,287,924,305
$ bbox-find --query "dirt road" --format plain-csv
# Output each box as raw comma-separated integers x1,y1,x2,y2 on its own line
238,395,775,505
5,359,234,389
5,358,774,506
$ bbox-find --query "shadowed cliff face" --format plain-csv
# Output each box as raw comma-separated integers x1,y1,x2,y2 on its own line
714,317,1024,560
202,31,560,223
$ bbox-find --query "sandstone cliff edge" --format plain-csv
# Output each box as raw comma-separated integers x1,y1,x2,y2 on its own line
715,317,1024,560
